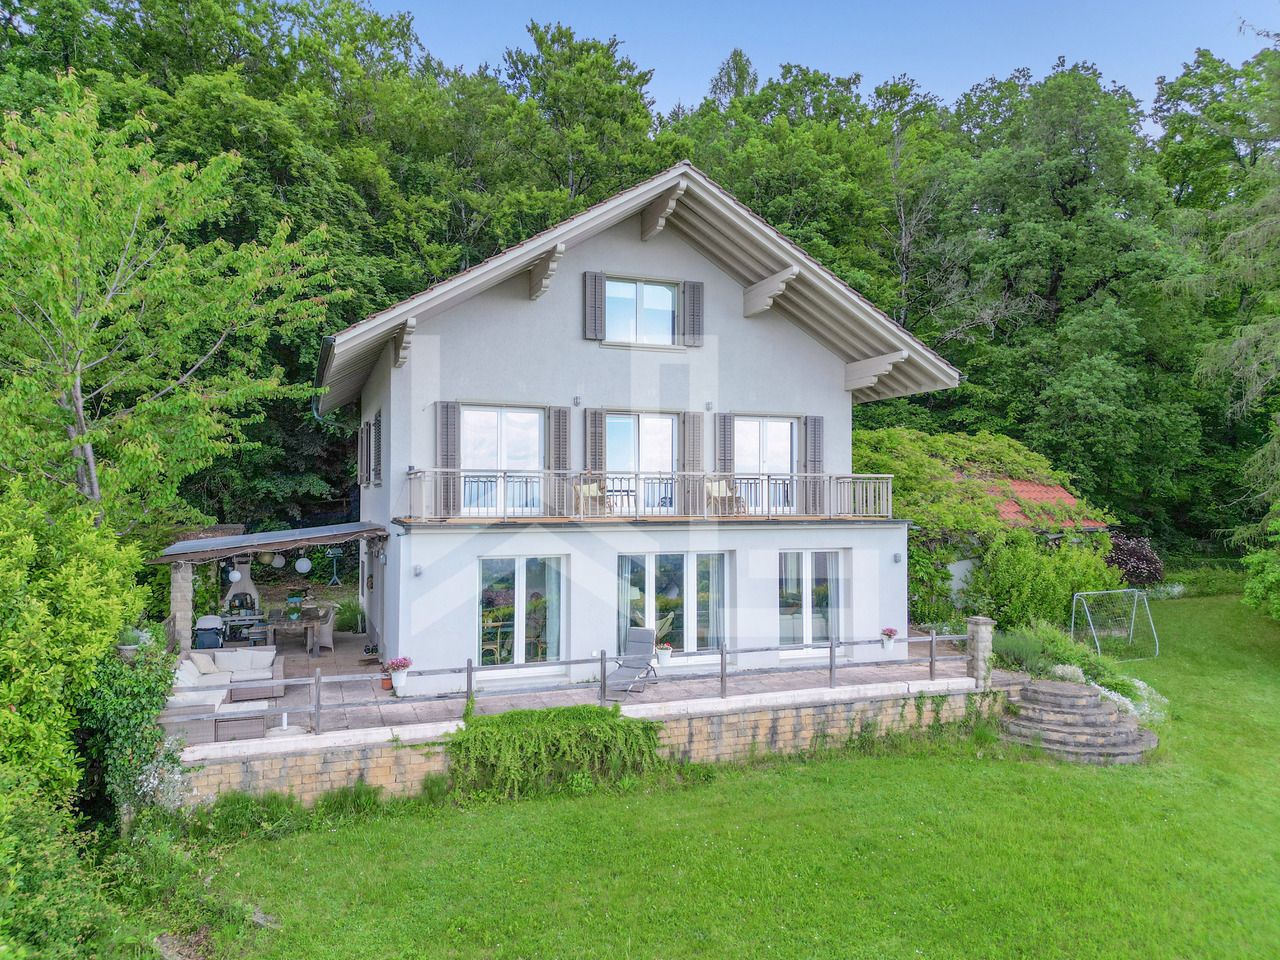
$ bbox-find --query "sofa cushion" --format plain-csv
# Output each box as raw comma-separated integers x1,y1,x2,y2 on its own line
212,648,254,672
194,671,232,688
190,652,218,674
174,660,201,687
166,688,223,710
248,649,275,670
230,668,274,683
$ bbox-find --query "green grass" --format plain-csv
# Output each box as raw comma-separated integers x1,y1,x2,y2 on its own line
212,596,1280,959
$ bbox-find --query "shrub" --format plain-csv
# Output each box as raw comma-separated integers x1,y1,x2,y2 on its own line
962,531,1123,628
335,599,364,633
1105,533,1164,584
0,482,143,800
992,621,1138,699
1244,522,1280,619
76,630,179,818
1162,564,1248,598
447,704,662,800
0,765,116,959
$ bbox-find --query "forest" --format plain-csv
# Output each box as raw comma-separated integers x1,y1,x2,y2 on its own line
1,2,1276,556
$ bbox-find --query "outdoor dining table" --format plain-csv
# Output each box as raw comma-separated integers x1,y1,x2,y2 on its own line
264,607,329,654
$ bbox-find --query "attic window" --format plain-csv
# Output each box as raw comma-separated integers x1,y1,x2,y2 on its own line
605,278,677,345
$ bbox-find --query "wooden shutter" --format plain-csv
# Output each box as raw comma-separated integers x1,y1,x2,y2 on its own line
357,422,369,486
548,406,571,515
435,401,460,517
682,281,704,346
713,413,735,474
802,415,825,515
680,411,704,515
372,410,383,485
583,272,606,340
584,408,607,474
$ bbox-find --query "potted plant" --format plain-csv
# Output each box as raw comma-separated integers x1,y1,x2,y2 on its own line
386,656,412,692
880,627,898,650
656,642,673,667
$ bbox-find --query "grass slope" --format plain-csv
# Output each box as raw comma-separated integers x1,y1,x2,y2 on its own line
217,597,1280,959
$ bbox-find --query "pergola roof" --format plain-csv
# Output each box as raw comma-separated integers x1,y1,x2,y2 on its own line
314,161,961,414
152,521,387,565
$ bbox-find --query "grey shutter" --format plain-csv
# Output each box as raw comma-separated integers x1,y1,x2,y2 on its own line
584,408,607,474
713,413,735,474
548,406,571,516
680,411,704,514
357,422,369,486
435,401,460,517
583,272,606,340
682,281,704,346
802,415,825,515
372,410,383,485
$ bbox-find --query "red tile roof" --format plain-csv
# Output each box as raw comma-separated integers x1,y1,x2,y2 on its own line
993,478,1108,531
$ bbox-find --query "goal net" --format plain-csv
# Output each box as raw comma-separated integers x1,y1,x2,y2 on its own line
1070,589,1159,661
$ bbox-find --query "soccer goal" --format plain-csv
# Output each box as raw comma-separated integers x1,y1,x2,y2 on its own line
1070,589,1159,661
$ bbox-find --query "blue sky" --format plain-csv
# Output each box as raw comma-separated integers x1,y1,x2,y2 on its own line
373,0,1276,114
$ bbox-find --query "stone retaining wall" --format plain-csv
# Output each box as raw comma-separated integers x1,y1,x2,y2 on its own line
180,679,1004,806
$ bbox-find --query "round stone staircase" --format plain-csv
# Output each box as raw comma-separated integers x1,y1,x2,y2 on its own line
1002,680,1157,765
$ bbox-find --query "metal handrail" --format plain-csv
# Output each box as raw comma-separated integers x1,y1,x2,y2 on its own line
399,469,893,522
169,631,970,736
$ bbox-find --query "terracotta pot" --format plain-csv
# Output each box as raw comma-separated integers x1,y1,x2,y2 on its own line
381,675,393,691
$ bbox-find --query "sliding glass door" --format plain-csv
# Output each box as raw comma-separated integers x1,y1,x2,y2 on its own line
618,552,727,653
479,556,562,665
778,550,840,647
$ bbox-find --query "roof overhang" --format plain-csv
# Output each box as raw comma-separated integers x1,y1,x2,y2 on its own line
152,521,387,565
314,161,961,414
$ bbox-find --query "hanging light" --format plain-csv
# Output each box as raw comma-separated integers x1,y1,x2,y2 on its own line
294,557,313,574
271,555,286,569
257,552,275,565
228,569,242,583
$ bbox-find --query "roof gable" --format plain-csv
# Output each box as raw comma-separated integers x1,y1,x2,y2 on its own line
315,161,961,414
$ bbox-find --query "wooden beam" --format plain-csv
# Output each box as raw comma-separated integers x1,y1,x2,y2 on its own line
393,315,416,368
743,265,800,317
844,350,908,391
528,243,565,300
640,181,686,240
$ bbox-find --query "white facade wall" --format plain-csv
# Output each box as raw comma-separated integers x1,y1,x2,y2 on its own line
349,212,911,683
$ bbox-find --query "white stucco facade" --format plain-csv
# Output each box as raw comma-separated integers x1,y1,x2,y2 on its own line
323,164,960,692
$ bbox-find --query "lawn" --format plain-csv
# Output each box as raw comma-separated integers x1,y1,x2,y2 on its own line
216,596,1280,959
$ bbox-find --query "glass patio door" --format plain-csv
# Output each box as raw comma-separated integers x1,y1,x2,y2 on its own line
460,407,544,515
479,557,562,666
733,417,797,514
618,552,726,653
605,413,676,515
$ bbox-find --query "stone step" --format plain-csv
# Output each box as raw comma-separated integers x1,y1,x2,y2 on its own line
1002,727,1157,765
1015,681,1104,710
1010,701,1122,727
1004,717,1142,748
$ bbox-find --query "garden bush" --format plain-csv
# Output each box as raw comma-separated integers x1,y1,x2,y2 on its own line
962,531,1123,628
0,765,117,960
1105,533,1164,584
1243,521,1280,619
447,703,662,800
992,621,1138,699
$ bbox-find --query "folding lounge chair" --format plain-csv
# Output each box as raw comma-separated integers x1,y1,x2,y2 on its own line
605,627,657,700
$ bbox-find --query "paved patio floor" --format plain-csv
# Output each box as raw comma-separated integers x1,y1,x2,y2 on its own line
262,633,1012,735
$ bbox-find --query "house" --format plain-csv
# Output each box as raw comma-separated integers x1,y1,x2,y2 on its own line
313,161,961,693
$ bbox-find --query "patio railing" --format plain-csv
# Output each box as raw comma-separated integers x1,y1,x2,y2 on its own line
170,632,971,741
398,469,893,522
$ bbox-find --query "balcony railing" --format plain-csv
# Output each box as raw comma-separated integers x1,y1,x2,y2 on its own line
398,470,892,522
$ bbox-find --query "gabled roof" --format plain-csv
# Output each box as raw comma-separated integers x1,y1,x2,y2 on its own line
314,161,961,414
991,479,1109,532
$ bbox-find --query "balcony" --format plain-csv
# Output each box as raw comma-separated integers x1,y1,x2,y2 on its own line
397,470,893,523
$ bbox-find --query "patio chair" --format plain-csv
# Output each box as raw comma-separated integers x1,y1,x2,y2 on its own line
573,475,611,518
605,627,657,700
705,478,747,517
310,606,335,656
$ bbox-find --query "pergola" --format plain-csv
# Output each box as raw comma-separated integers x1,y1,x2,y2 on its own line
152,521,387,649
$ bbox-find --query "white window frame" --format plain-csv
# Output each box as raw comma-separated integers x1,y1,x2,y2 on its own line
778,550,842,652
459,405,546,516
603,277,680,346
734,416,799,514
477,555,566,667
617,551,729,654
605,411,678,514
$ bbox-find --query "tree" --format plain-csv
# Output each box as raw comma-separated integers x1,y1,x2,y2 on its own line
0,75,332,538
708,48,757,109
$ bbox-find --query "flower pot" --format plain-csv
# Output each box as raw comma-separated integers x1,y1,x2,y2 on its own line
880,636,893,650
391,669,409,692
116,643,140,663
656,648,672,667
380,675,393,691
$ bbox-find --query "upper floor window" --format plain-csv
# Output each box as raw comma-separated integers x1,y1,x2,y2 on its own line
605,278,678,345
